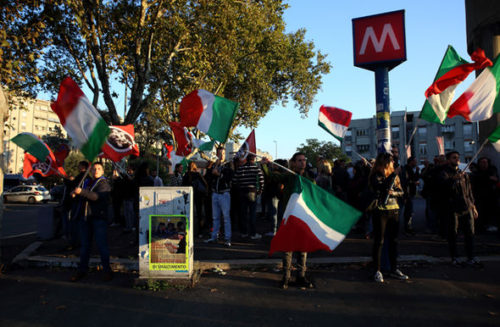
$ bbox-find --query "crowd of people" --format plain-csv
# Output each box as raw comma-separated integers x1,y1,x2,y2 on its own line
56,146,499,286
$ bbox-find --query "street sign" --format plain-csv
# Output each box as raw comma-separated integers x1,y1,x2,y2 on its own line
353,10,406,70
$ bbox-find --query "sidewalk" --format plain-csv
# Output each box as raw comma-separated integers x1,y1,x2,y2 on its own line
9,212,500,273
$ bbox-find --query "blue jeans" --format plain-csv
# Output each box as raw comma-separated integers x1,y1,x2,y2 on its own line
240,191,257,236
211,192,231,241
266,196,279,233
78,218,111,273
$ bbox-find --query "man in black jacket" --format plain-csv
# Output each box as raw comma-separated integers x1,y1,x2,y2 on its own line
439,151,480,266
70,162,113,282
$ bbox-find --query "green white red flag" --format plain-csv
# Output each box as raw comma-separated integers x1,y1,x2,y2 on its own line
420,46,491,124
11,132,50,161
50,77,110,161
448,55,500,122
269,176,361,255
179,89,238,143
488,126,500,152
318,106,352,142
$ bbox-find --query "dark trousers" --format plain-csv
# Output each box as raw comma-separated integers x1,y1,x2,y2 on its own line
283,251,307,280
372,209,399,272
447,211,475,259
78,218,111,273
239,191,257,235
403,196,414,231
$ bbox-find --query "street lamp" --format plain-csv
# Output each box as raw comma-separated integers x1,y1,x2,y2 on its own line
273,140,278,159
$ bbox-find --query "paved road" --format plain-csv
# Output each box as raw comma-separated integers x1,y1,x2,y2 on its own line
1,261,498,327
1,202,57,239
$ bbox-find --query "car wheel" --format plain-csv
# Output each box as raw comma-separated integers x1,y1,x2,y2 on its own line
28,197,36,204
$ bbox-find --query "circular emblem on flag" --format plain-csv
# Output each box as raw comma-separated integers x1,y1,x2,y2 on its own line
106,126,136,152
32,157,53,175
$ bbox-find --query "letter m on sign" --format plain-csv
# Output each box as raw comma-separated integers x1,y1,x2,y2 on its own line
352,10,406,71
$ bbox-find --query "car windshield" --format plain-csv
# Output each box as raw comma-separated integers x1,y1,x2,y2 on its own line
36,186,47,191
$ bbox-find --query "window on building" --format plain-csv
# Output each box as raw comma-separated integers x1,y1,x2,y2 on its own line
356,129,368,137
419,142,427,155
463,123,473,137
444,140,455,150
464,141,474,153
21,111,27,117
418,126,427,137
357,144,370,153
21,122,26,130
391,126,400,140
345,130,352,141
442,124,455,133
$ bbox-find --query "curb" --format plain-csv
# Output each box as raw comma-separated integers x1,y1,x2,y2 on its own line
13,242,500,272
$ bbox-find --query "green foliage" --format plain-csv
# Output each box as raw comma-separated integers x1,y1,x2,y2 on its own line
4,0,330,147
296,138,349,167
64,151,85,177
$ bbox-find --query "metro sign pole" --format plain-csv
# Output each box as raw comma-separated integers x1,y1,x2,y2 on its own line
353,10,406,154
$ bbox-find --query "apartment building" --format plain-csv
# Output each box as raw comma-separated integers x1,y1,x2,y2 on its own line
3,98,66,174
342,110,479,164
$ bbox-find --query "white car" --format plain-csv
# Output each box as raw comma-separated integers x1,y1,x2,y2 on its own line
3,185,51,204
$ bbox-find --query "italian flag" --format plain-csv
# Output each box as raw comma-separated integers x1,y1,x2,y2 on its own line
11,132,50,161
488,126,500,152
318,105,352,142
179,89,239,143
51,77,110,161
420,46,473,124
269,176,361,256
448,55,500,122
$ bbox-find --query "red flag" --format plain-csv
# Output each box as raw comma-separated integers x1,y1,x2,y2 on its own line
54,143,70,166
435,136,445,155
169,122,193,156
100,125,140,162
236,130,256,159
164,143,173,159
23,144,67,178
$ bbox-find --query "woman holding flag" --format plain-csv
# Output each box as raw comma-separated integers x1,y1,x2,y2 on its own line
369,152,408,283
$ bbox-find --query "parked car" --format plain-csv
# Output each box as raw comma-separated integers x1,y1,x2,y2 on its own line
2,185,51,204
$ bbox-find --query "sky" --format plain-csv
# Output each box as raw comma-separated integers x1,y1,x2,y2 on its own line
37,0,472,160
237,0,472,160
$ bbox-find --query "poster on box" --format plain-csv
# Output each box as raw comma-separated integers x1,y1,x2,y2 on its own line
138,186,193,279
149,215,188,271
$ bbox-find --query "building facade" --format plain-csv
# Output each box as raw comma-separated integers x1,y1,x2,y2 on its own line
342,110,479,164
3,98,66,174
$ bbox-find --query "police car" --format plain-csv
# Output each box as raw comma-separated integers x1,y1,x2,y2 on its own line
2,185,51,204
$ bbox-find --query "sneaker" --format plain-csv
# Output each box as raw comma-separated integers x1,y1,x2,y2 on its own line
102,271,113,282
204,238,217,244
224,241,231,247
250,233,262,240
264,232,275,237
296,276,315,289
70,271,87,282
374,270,384,283
280,277,289,290
465,257,483,268
389,269,409,280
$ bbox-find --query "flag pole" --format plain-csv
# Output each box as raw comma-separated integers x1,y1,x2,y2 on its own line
462,138,489,172
246,151,296,175
352,150,372,167
77,163,91,188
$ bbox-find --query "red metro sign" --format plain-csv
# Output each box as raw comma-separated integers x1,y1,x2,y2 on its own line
352,10,406,70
